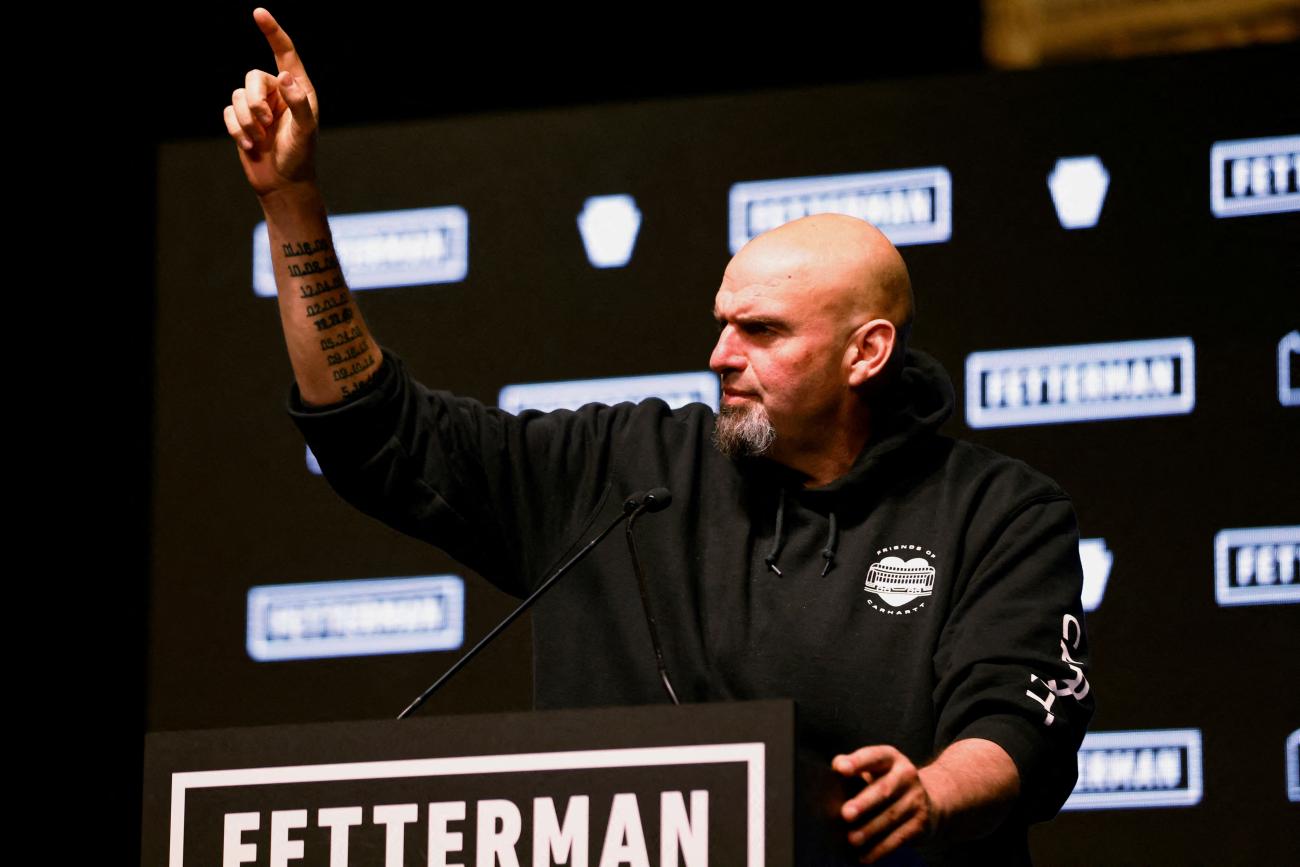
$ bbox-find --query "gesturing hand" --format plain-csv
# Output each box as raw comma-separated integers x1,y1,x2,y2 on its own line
832,745,938,864
223,7,320,196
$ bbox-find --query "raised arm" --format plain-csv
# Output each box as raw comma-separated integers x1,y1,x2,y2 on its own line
224,7,383,406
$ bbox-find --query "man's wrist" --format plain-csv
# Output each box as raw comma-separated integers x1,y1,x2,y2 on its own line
917,739,1019,842
917,762,955,839
258,180,325,217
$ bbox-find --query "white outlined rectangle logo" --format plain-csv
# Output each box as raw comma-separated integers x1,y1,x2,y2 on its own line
728,167,952,253
1078,538,1112,612
247,575,465,661
253,206,469,296
499,371,720,414
1064,729,1203,810
965,337,1195,428
169,743,766,867
1210,135,1300,218
1280,331,1300,407
1214,526,1299,607
1287,730,1299,803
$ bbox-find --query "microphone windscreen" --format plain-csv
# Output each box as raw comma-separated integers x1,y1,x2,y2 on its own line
643,487,673,512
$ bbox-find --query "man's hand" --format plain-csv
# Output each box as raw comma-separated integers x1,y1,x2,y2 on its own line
833,739,1020,863
223,8,319,197
833,745,937,863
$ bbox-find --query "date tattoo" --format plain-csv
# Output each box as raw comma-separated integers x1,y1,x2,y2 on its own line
286,238,380,400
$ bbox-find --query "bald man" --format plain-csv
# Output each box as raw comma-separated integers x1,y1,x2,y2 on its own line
709,213,914,483
235,9,1093,864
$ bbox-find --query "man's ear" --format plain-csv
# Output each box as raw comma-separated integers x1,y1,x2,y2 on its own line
846,319,897,387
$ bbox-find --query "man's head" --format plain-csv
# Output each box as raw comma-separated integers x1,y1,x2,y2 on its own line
709,214,914,474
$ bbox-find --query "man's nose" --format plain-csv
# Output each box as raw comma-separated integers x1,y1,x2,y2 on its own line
709,326,743,375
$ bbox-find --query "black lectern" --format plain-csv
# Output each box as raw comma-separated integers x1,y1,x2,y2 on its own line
142,700,853,866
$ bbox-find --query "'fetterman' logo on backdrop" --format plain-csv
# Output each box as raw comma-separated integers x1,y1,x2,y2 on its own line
864,545,937,615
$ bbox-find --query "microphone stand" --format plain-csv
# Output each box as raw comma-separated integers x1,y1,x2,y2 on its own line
397,490,670,719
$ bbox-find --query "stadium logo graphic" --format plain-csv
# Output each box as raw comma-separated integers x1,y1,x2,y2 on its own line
1280,330,1300,407
965,337,1196,428
253,206,469,297
247,575,465,661
1078,538,1112,612
1288,730,1299,803
1048,156,1110,229
864,544,937,614
1210,134,1300,218
577,194,641,268
1063,729,1204,811
1213,526,1299,607
728,167,952,253
499,371,720,414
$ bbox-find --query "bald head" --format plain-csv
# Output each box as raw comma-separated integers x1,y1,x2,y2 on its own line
710,215,915,481
727,213,914,338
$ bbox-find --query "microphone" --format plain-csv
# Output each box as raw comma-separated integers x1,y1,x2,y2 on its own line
623,487,672,514
625,487,680,705
398,488,674,719
643,487,672,513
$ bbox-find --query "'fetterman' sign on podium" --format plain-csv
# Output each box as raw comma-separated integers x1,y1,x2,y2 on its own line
140,701,849,866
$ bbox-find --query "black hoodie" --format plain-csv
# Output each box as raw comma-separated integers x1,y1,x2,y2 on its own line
290,346,1094,864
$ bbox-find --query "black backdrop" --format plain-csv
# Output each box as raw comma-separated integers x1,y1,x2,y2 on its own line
147,42,1298,863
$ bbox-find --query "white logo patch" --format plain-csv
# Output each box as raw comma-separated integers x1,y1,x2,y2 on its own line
865,545,937,615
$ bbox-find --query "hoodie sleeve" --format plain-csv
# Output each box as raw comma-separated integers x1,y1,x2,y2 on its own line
286,347,628,597
931,493,1095,822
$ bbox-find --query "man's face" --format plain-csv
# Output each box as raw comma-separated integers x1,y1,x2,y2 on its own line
708,258,852,462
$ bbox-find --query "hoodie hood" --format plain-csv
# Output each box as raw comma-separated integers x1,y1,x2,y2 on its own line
812,347,956,495
749,348,956,576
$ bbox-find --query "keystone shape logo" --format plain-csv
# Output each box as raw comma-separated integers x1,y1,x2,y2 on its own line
578,195,642,268
1049,156,1110,229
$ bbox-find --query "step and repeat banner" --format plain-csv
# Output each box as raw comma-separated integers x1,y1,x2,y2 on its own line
151,45,1297,862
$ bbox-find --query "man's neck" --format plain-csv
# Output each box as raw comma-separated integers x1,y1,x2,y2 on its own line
772,406,874,488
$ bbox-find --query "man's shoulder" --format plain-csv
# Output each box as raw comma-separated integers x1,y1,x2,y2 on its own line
519,396,714,426
497,397,717,458
927,434,1071,506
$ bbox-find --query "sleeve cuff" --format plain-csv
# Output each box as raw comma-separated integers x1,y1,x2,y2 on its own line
285,347,404,466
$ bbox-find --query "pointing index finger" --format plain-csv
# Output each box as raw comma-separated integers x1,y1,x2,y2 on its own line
253,7,308,81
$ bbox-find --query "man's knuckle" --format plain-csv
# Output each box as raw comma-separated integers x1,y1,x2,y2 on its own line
885,800,907,824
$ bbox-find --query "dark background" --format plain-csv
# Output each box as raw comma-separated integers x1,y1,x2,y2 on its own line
79,3,1297,863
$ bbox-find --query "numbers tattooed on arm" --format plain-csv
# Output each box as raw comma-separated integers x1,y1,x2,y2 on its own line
319,325,364,351
303,290,351,317
325,338,371,366
331,354,376,381
310,306,354,331
284,237,379,400
287,255,339,277
299,274,345,299
281,238,331,258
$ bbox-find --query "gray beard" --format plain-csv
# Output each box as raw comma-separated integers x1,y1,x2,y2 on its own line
712,402,777,458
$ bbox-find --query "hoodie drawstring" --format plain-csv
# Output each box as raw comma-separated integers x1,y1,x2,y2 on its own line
820,510,839,577
764,488,786,576
764,490,840,578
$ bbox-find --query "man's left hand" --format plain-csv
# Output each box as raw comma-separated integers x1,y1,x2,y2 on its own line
832,745,938,863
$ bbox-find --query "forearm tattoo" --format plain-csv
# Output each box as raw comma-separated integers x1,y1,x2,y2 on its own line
287,237,379,400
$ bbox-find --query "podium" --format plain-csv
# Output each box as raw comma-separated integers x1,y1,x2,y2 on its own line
142,699,881,866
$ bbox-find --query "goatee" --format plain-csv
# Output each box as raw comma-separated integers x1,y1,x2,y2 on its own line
712,401,777,458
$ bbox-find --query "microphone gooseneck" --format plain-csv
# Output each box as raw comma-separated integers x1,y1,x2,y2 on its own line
626,497,680,705
398,487,674,718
